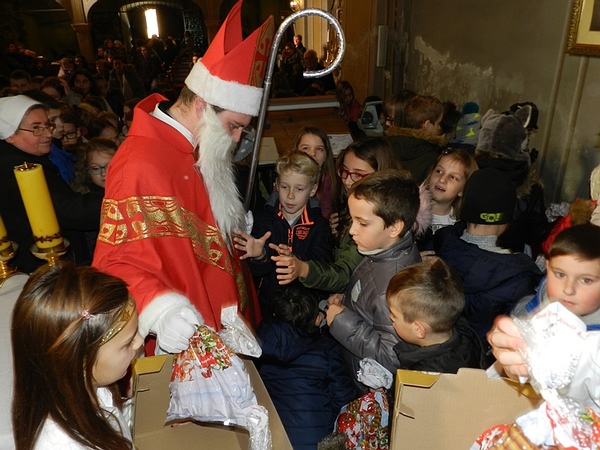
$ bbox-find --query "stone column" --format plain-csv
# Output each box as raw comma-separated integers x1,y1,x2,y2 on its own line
71,22,95,62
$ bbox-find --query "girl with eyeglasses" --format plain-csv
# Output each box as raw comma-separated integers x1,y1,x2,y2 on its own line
271,137,400,294
71,137,118,259
72,137,117,194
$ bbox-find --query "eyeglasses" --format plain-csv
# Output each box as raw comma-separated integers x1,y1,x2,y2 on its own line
88,164,109,175
63,131,78,139
18,124,56,136
337,167,369,182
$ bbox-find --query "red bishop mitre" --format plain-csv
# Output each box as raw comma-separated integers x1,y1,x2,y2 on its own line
185,0,274,116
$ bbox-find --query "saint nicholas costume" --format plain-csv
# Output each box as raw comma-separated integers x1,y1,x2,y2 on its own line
93,1,274,342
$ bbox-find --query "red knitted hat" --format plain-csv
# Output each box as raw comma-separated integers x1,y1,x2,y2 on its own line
185,0,274,116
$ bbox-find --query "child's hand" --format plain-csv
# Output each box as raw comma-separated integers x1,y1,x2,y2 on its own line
326,303,344,325
329,212,340,237
327,293,343,307
487,315,529,380
269,243,309,283
233,231,271,260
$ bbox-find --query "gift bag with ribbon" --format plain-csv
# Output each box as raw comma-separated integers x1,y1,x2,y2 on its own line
334,358,392,450
166,324,271,450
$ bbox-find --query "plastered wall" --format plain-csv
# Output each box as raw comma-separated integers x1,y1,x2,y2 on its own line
399,0,600,203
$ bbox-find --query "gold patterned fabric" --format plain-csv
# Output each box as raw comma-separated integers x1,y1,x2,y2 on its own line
98,196,234,276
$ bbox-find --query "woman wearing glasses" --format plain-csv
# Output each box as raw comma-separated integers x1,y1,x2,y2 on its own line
271,137,401,295
0,95,103,272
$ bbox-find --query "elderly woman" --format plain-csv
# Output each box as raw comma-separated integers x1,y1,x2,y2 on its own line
0,95,103,272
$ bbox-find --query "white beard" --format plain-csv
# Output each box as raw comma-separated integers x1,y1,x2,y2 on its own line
194,106,245,246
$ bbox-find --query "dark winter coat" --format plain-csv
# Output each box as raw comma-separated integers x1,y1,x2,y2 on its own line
385,127,447,184
434,222,542,350
0,140,103,273
258,319,358,450
393,317,486,373
249,201,333,316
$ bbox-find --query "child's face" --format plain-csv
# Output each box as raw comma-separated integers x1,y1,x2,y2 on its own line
389,302,419,344
73,74,92,96
546,255,600,316
92,313,143,387
88,150,113,188
276,170,318,220
428,156,467,207
348,194,403,252
47,108,64,140
297,133,327,167
62,122,79,147
342,88,354,106
340,151,374,194
99,126,121,146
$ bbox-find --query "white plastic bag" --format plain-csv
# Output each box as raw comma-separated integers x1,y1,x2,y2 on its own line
167,325,271,449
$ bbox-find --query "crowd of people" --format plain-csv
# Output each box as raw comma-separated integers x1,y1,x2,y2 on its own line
2,1,600,448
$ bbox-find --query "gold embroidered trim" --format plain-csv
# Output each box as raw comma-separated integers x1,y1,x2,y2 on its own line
97,196,233,274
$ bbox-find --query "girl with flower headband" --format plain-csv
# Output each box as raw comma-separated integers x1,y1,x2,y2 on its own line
12,262,143,450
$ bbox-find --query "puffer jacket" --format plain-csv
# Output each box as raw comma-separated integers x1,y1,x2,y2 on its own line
434,222,542,348
258,319,358,450
329,232,421,379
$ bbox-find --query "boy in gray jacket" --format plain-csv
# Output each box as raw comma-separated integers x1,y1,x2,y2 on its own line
326,169,421,385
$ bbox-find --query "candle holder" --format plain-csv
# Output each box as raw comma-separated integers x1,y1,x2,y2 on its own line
0,242,18,287
30,239,70,266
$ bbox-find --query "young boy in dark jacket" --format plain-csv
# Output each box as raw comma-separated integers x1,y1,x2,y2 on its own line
234,151,332,316
326,169,421,382
387,257,485,373
434,168,542,361
257,286,358,450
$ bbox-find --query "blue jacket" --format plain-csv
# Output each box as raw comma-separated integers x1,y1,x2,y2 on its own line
434,222,542,348
257,319,358,450
249,201,333,316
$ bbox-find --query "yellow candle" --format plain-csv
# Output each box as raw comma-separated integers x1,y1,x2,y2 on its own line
14,163,63,250
0,215,10,252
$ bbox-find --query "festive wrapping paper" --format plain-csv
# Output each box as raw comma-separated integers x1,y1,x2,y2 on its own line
335,391,389,450
167,325,271,449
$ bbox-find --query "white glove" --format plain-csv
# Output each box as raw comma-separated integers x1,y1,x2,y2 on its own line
154,306,200,353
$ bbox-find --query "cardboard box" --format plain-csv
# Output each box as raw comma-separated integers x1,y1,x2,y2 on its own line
132,355,293,449
391,368,542,450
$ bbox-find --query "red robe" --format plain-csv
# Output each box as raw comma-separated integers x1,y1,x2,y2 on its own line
93,94,259,338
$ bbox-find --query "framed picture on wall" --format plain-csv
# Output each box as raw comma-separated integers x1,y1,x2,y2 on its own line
567,0,600,55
